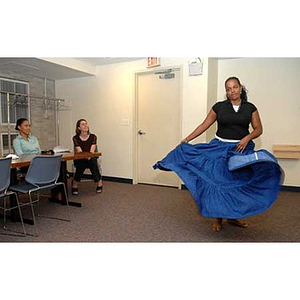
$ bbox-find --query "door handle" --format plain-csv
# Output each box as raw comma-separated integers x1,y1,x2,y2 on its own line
138,130,146,135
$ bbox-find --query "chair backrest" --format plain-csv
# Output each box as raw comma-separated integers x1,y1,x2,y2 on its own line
0,157,12,194
25,155,62,185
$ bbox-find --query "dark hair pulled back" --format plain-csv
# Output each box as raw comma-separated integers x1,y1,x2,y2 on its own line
225,76,248,102
15,118,29,131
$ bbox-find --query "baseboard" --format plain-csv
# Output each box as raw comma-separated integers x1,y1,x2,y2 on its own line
102,176,133,184
67,172,133,184
280,185,300,192
181,184,300,193
68,174,300,192
181,184,188,190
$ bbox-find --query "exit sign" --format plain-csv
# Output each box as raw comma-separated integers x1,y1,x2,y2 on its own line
147,57,160,68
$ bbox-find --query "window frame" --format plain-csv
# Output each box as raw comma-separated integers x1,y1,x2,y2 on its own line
0,77,30,126
1,132,18,155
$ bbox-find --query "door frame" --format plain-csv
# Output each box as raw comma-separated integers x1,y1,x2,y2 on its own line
132,65,183,187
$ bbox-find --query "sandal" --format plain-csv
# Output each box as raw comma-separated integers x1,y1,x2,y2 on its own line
227,219,248,228
72,187,78,195
96,186,103,193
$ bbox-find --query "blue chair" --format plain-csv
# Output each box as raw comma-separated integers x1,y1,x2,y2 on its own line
9,155,70,236
0,157,26,236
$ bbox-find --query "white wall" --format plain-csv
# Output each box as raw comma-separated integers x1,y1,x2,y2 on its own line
56,58,213,179
206,58,218,141
218,58,300,186
56,57,300,186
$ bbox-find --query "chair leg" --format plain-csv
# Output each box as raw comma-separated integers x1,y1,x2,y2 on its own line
2,194,26,236
3,197,7,228
36,192,41,217
28,191,38,237
33,185,71,223
14,194,27,236
61,183,71,221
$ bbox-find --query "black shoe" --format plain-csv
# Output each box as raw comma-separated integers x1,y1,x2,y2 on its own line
96,186,103,193
72,187,78,195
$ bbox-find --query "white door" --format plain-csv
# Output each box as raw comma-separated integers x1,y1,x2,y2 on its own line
136,68,181,187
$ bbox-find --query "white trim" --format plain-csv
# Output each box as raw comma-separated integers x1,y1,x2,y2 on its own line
215,135,240,143
0,76,29,85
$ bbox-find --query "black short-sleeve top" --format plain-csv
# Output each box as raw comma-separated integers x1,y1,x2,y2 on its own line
72,133,97,152
212,100,257,140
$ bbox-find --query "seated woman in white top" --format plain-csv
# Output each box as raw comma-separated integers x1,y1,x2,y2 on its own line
13,118,41,156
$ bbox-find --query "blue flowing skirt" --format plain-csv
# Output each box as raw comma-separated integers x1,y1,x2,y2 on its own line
153,139,282,219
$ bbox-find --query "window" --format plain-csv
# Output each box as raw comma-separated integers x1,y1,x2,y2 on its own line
0,78,29,125
1,133,18,155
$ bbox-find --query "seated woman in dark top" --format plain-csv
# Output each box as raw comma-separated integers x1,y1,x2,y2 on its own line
71,119,103,195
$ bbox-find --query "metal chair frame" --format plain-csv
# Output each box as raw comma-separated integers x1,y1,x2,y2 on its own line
9,155,71,236
0,157,26,236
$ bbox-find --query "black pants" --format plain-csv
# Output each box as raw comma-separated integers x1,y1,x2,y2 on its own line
74,157,101,183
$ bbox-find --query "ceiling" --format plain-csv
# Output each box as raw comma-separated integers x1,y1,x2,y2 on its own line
75,57,144,66
0,57,144,80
